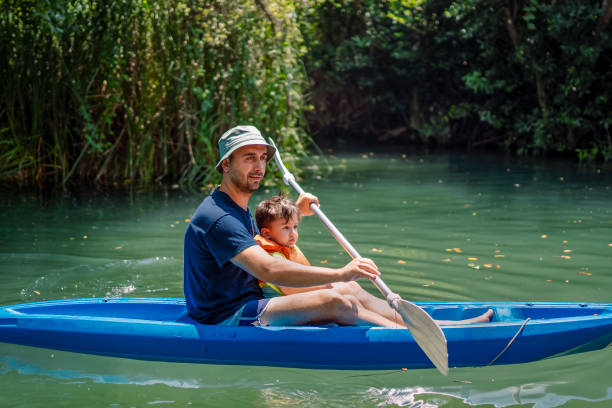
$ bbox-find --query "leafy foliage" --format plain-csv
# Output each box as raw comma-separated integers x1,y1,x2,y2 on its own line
303,0,612,161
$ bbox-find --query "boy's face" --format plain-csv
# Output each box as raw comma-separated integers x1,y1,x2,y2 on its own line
261,215,299,247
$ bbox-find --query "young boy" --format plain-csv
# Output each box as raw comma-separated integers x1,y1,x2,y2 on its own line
254,195,332,297
254,195,493,325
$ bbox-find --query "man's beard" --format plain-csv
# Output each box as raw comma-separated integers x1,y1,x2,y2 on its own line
230,170,262,193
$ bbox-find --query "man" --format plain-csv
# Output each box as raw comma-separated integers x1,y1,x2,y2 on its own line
184,125,401,327
185,125,494,327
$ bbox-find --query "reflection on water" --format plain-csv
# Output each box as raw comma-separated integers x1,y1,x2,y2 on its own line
1,153,611,407
1,342,611,408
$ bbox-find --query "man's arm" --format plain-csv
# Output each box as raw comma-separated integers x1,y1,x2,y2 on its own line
231,245,379,288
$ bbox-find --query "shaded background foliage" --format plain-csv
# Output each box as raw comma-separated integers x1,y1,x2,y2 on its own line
303,0,612,161
1,0,611,188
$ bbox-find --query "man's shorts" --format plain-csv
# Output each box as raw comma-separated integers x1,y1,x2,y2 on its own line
219,298,271,326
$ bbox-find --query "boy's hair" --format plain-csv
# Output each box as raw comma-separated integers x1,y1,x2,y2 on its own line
255,194,301,230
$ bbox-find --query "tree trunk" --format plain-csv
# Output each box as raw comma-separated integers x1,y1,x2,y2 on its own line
535,71,547,118
596,0,612,35
409,87,421,131
503,5,518,47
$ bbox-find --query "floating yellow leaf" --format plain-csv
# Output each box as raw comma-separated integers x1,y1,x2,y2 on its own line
578,271,592,276
484,264,493,268
561,255,571,259
495,254,505,258
423,282,435,287
445,248,453,252
541,234,548,239
472,212,477,216
114,246,123,250
354,208,359,212
83,235,88,239
69,237,75,240
495,264,501,269
563,249,573,253
565,280,570,283
371,248,383,253
562,240,568,244
453,248,463,253
468,257,478,261
185,218,190,222
441,258,452,262
546,279,552,282
608,243,612,247
397,260,407,264
33,290,40,295
320,260,328,264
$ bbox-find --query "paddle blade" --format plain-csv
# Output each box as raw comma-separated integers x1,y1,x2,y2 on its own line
391,297,449,375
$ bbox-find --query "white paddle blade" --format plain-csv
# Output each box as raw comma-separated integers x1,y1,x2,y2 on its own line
391,297,449,375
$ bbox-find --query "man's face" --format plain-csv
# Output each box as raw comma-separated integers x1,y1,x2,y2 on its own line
223,144,268,193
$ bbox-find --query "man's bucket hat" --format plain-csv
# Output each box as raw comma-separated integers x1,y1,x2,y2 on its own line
215,125,276,173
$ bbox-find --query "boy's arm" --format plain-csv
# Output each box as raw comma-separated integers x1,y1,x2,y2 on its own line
296,193,319,216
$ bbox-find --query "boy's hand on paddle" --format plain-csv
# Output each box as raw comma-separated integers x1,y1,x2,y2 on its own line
340,257,380,282
296,192,319,216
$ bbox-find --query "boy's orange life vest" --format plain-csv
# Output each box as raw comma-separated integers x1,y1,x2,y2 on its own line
254,234,310,295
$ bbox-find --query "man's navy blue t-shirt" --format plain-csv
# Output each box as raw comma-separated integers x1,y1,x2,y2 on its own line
184,188,263,324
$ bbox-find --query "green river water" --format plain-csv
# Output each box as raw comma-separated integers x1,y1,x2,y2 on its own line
1,153,611,407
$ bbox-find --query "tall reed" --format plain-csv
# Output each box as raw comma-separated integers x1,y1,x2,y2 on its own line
0,0,311,188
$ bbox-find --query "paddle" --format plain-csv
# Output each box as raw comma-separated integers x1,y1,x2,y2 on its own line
268,139,449,376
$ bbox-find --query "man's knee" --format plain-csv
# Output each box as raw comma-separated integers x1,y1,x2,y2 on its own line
318,290,358,316
332,281,361,296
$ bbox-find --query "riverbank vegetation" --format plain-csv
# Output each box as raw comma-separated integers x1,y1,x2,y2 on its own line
303,0,612,161
1,0,611,188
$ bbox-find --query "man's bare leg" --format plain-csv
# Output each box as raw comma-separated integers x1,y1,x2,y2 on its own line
436,309,494,325
330,282,494,325
330,282,405,325
259,289,401,327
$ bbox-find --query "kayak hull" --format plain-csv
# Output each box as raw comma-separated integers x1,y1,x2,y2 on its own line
1,298,611,370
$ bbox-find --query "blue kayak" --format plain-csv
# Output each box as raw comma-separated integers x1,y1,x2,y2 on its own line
1,298,610,370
